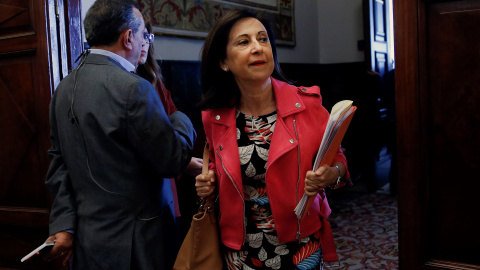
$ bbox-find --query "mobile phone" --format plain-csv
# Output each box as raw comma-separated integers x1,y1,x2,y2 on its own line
21,241,55,262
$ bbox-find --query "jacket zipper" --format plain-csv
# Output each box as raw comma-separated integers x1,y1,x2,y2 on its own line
216,150,246,245
293,119,302,241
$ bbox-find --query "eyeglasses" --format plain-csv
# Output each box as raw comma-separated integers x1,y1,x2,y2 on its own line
143,32,154,44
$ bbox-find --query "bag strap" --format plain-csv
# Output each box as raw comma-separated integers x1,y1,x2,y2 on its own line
199,142,213,211
202,142,209,175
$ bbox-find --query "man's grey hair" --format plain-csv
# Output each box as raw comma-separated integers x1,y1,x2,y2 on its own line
84,0,142,47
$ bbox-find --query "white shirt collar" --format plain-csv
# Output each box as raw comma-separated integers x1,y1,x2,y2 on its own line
89,49,136,72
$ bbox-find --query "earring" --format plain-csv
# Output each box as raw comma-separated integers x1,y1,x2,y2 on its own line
223,67,229,72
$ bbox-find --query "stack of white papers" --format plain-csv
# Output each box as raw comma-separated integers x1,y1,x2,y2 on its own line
294,100,356,219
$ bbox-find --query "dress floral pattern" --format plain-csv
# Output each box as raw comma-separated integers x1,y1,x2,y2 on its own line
224,111,324,270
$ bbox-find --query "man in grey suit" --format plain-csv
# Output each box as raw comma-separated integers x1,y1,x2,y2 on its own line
43,0,196,269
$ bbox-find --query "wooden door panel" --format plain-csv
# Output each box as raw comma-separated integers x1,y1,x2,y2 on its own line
374,0,386,42
426,2,480,266
0,56,51,208
0,0,51,210
0,1,33,36
396,0,480,268
374,52,387,76
0,0,59,269
1,0,80,268
0,224,53,270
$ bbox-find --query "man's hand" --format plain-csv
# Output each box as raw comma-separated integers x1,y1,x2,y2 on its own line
184,157,203,176
44,231,74,266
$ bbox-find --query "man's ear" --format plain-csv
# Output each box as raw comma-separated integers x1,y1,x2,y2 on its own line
122,29,134,50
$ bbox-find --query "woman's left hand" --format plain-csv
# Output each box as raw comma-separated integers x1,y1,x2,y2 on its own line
304,164,339,196
195,170,216,198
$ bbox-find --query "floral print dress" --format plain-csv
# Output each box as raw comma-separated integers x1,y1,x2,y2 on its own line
224,110,324,270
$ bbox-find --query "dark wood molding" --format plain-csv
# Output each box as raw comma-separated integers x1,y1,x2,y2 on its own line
425,260,480,270
395,0,427,268
0,207,49,227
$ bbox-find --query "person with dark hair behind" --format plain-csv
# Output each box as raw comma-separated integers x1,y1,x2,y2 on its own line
136,21,203,175
135,20,204,255
136,22,177,115
43,0,196,269
195,10,350,269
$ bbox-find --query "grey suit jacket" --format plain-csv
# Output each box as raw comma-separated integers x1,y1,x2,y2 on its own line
46,53,196,269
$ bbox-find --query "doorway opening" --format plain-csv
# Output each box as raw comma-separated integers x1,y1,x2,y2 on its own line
364,0,396,195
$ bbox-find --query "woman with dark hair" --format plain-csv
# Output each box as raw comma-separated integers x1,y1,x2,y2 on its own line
136,21,204,216
136,22,178,115
195,9,350,270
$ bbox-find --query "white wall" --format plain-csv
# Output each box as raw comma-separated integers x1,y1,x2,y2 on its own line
81,0,89,43
81,0,364,64
276,1,319,63
317,0,365,64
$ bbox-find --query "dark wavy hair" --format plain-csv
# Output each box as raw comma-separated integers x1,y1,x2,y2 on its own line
136,21,170,106
199,9,289,110
136,22,166,91
84,0,142,47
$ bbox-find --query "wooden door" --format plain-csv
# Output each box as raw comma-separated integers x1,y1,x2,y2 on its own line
396,0,480,269
0,0,81,269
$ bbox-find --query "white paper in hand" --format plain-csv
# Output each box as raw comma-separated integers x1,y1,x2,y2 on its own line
21,241,55,262
295,100,355,219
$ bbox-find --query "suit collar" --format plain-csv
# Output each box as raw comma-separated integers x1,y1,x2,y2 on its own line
89,49,136,72
84,52,129,72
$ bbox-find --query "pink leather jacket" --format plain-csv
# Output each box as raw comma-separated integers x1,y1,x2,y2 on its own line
202,78,350,262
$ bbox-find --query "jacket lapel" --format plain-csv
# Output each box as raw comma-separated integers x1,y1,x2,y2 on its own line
210,108,244,198
267,78,306,167
209,78,309,196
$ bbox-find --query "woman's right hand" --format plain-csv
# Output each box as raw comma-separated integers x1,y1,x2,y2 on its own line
195,170,216,197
